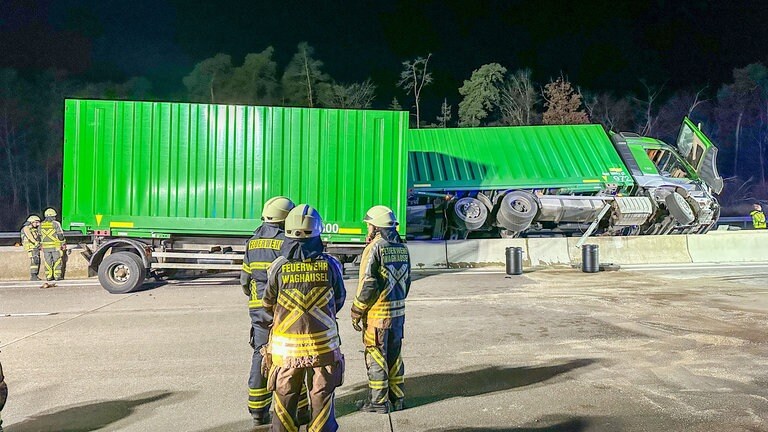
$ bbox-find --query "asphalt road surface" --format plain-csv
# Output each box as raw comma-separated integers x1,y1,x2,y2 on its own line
1,265,767,431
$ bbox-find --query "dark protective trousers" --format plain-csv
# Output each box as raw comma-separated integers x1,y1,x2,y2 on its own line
0,359,7,430
271,365,340,432
365,326,405,406
249,324,309,423
27,250,40,278
42,249,62,280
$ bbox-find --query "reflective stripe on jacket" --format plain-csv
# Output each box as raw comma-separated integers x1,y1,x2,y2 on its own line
264,254,346,368
39,219,65,250
352,230,411,329
751,210,767,229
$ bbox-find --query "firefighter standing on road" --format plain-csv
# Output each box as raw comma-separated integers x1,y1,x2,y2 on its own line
751,203,766,229
40,208,66,281
352,205,411,414
240,196,304,427
20,215,42,281
263,204,346,432
0,358,7,432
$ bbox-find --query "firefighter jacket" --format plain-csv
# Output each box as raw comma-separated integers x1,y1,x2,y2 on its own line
39,218,65,250
751,210,767,229
0,359,6,411
240,223,286,326
20,222,41,251
352,228,411,329
264,242,346,369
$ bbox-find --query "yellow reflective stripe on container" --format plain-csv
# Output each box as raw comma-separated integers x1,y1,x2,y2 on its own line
110,221,134,228
338,227,362,234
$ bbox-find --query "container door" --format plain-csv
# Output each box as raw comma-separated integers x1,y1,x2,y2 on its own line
675,117,724,193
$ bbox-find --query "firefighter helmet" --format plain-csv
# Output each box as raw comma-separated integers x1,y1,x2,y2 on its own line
44,208,57,218
27,215,41,223
285,204,323,239
262,196,295,222
363,205,398,228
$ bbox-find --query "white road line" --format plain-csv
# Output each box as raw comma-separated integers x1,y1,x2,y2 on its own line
1,312,57,317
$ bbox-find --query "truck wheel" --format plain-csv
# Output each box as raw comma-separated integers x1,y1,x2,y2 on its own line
98,252,146,294
451,197,488,231
496,191,538,232
665,192,696,225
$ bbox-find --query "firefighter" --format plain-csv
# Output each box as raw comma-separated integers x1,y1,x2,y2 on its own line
263,204,346,432
40,208,66,281
751,203,766,229
240,196,311,427
0,359,6,432
20,215,42,281
352,205,411,414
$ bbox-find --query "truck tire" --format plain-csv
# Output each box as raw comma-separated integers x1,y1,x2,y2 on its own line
98,252,146,294
451,197,488,231
665,192,696,225
496,191,538,232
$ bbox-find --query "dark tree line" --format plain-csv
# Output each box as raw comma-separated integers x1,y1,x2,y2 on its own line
1,43,767,230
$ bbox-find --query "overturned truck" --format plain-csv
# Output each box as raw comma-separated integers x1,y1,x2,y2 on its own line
406,118,723,239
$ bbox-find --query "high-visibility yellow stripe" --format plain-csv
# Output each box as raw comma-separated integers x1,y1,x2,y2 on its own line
249,387,270,397
248,397,273,409
308,398,332,432
273,395,298,432
249,261,271,271
242,263,251,274
582,179,600,183
369,380,389,389
338,227,362,234
249,299,263,308
110,221,134,228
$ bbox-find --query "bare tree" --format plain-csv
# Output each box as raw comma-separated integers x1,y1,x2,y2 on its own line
541,75,589,125
499,69,538,126
398,54,433,128
634,80,665,136
323,79,377,109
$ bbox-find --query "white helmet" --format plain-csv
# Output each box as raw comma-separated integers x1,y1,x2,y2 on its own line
285,204,323,239
364,205,398,228
262,196,295,222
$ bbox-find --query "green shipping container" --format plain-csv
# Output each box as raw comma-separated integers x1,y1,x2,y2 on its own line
408,124,635,193
62,100,408,244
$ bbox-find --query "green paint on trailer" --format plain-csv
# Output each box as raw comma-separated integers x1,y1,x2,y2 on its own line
407,124,635,193
62,100,408,242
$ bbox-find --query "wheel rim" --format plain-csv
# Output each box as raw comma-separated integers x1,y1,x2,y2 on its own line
458,200,483,220
109,263,130,285
511,198,531,213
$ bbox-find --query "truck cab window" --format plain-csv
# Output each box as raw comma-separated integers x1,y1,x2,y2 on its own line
646,149,690,179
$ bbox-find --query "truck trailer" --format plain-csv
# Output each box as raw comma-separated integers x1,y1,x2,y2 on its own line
63,99,408,293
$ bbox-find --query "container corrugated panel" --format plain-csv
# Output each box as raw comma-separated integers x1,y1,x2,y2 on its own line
62,100,408,243
408,125,634,192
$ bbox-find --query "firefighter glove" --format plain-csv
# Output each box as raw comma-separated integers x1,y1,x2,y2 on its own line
352,316,363,332
241,284,250,297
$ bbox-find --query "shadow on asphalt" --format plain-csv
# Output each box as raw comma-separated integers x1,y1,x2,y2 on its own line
335,359,597,417
423,416,588,431
5,391,175,432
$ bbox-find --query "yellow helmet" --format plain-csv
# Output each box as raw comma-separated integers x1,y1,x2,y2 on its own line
285,204,323,239
262,196,295,222
27,215,41,223
44,208,57,218
363,205,398,228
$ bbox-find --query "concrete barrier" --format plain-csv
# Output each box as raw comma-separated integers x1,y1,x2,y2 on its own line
687,230,768,263
407,241,448,269
446,239,529,268
526,238,571,267
0,246,90,281
567,235,692,265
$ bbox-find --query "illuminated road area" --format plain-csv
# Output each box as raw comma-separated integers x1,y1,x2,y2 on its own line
1,266,767,431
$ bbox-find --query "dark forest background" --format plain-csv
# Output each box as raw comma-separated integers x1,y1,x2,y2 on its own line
2,45,767,230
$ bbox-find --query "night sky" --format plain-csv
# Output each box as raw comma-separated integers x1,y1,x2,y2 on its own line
2,0,768,113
